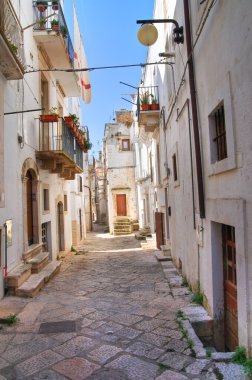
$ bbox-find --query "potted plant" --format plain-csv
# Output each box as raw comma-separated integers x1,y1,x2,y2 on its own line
36,1,48,12
38,18,46,30
51,19,59,30
150,95,160,110
40,107,59,122
52,1,59,10
140,92,150,111
83,140,92,153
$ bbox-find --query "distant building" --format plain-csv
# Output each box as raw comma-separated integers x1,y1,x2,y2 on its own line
103,110,138,234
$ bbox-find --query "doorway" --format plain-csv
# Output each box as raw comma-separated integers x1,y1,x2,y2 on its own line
155,212,165,249
222,224,238,351
116,194,127,216
26,170,34,245
57,202,65,251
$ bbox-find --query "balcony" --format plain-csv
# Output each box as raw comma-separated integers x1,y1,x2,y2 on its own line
0,0,26,79
36,117,83,180
33,1,80,96
138,86,160,133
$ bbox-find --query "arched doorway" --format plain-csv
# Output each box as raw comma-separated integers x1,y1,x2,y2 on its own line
57,202,65,251
26,170,34,245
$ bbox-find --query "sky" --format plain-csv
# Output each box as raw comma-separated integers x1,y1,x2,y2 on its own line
64,0,155,157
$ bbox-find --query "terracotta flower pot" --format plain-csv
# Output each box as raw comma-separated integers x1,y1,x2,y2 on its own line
40,114,59,122
141,104,150,111
150,103,160,111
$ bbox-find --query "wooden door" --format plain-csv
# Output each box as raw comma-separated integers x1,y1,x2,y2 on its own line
26,170,33,245
57,202,65,251
155,212,165,249
116,194,127,216
223,224,238,351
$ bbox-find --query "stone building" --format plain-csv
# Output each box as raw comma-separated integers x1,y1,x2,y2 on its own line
103,110,138,234
0,0,91,297
133,0,252,353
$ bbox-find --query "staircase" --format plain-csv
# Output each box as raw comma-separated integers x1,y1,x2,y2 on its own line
113,217,133,235
7,243,61,297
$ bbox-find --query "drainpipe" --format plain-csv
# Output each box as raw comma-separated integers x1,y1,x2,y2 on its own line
183,0,205,219
84,185,92,231
3,223,8,294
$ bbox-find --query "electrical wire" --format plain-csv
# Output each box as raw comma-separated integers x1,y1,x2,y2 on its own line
24,61,171,74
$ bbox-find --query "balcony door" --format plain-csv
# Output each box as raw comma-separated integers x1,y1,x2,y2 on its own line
116,194,127,216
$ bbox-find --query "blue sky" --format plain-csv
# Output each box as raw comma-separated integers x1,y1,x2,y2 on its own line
64,0,154,156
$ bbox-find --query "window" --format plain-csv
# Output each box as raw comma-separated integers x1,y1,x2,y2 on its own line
172,154,178,181
211,104,227,162
43,189,49,211
64,194,67,211
122,139,130,151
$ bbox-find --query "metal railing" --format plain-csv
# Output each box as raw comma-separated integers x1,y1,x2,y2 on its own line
0,0,26,71
33,1,74,66
75,142,83,169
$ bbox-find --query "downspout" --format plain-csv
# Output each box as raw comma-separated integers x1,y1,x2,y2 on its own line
84,185,92,231
3,223,8,294
183,0,205,219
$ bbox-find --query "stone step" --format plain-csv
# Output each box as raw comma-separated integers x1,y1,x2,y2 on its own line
15,261,61,298
155,251,172,262
7,263,32,292
114,226,132,231
22,243,43,261
160,245,171,257
27,252,49,273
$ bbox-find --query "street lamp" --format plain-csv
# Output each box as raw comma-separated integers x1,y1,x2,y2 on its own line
136,19,184,46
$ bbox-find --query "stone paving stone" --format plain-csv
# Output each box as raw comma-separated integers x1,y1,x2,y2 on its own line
135,318,165,332
50,332,77,343
126,341,164,360
115,326,142,339
109,313,143,326
1,336,58,363
132,307,162,318
80,318,93,327
14,350,64,378
185,359,210,375
80,327,104,338
97,321,123,334
139,332,169,347
27,369,69,380
87,368,128,380
153,327,183,339
215,362,247,380
87,344,122,364
158,352,194,371
165,338,189,353
9,333,34,345
106,354,159,380
89,320,106,329
53,357,100,380
87,311,112,321
0,357,9,370
53,336,97,357
156,369,189,379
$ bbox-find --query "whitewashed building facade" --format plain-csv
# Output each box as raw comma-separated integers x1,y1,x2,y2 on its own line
0,0,90,298
134,0,252,352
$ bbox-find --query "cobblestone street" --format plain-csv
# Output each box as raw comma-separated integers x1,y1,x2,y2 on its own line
0,227,246,379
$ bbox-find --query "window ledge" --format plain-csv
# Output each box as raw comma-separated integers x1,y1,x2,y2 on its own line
208,155,236,176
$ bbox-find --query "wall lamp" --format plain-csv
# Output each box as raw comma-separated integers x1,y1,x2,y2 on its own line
136,19,184,46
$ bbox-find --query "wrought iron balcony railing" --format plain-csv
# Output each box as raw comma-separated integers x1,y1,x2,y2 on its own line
37,118,83,179
0,0,26,79
33,1,74,67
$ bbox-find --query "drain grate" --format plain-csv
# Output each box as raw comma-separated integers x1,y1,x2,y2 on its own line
39,320,76,333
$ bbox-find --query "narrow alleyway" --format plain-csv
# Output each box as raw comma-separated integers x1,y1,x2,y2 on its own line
0,227,245,379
